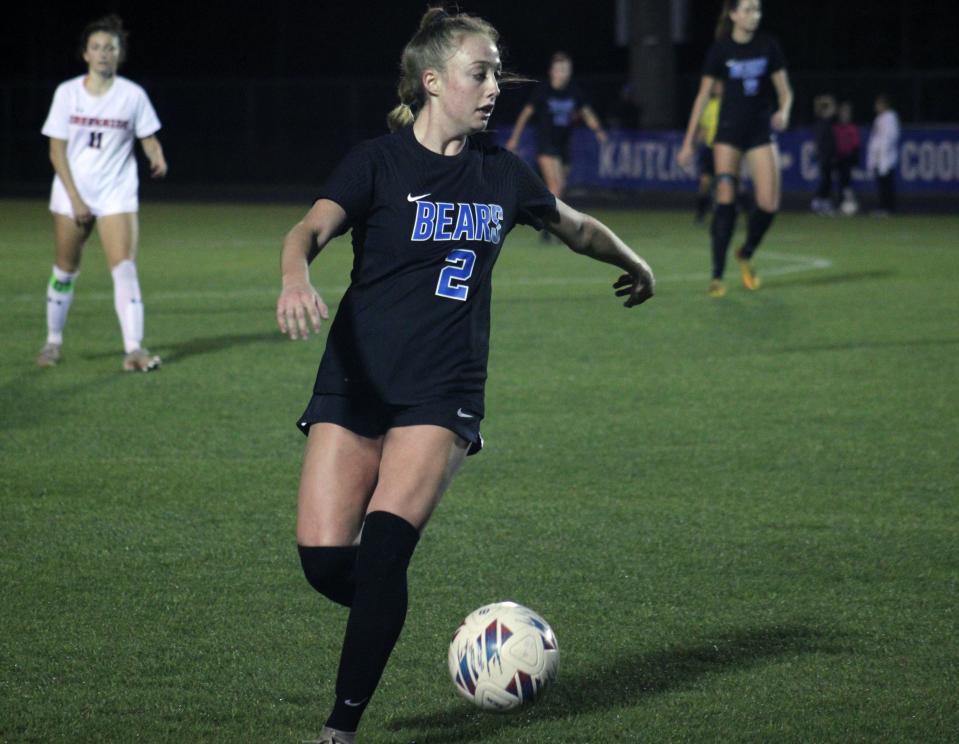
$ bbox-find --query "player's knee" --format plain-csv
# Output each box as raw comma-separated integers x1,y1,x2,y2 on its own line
298,544,357,605
714,173,737,202
354,511,420,586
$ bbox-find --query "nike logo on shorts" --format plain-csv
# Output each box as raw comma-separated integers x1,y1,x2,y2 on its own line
456,408,475,419
407,192,431,202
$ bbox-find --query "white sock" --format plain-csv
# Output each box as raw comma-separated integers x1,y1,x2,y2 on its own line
111,259,144,354
46,265,79,345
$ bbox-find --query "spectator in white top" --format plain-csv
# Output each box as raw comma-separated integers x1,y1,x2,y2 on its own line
866,94,900,216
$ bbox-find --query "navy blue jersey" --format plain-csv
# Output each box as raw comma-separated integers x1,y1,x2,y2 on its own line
311,124,556,413
703,33,786,128
529,80,588,145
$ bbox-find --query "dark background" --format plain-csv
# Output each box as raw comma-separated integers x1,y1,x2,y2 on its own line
11,1,959,80
3,0,958,192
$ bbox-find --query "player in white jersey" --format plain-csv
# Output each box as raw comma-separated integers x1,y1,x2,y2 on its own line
37,14,168,371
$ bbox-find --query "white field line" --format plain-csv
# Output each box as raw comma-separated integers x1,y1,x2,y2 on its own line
2,250,831,305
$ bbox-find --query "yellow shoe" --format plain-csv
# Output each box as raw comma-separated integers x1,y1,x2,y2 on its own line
708,279,727,298
735,247,761,290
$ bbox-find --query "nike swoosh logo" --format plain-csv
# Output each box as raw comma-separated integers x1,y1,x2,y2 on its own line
407,192,431,202
344,697,368,707
456,408,475,419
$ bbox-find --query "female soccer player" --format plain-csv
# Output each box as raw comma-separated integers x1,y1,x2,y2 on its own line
276,9,653,743
678,0,792,297
505,52,608,211
37,14,167,370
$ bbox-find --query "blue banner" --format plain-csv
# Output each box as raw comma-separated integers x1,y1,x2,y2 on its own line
498,126,959,194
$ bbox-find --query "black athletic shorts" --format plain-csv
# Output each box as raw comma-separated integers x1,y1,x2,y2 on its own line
696,144,715,176
714,117,775,152
297,393,484,455
537,130,571,163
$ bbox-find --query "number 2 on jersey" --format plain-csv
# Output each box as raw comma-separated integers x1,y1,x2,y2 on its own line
435,248,476,302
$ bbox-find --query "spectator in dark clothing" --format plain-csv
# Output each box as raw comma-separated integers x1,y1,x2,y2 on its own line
833,100,860,215
811,94,837,215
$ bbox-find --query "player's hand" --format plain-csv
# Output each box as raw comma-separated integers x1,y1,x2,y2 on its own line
150,157,168,178
613,258,655,308
677,143,695,171
277,282,329,340
71,197,93,227
771,110,789,131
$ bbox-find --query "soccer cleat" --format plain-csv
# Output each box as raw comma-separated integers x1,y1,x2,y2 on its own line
302,726,356,744
36,342,62,367
734,247,761,290
122,348,162,372
708,279,727,298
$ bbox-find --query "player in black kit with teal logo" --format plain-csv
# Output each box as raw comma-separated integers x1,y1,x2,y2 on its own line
679,0,793,297
275,8,654,744
506,52,607,212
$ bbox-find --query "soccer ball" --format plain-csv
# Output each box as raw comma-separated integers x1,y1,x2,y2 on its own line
448,601,560,711
839,197,859,216
840,189,859,216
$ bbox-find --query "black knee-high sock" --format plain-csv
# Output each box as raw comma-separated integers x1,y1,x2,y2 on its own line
326,511,420,733
741,208,776,258
298,545,358,607
710,203,737,279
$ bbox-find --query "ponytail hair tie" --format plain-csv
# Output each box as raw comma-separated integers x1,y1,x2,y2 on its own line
424,8,450,29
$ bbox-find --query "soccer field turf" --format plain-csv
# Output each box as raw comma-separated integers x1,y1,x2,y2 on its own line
1,199,956,743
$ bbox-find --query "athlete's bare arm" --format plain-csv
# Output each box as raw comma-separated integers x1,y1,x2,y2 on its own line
678,76,717,169
139,135,168,178
770,70,793,131
579,105,608,144
544,199,654,307
48,138,92,226
505,104,535,151
276,199,347,339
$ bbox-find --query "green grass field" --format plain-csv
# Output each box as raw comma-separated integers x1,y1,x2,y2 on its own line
1,198,957,743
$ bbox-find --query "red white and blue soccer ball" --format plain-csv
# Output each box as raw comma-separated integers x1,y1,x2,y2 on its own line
448,601,560,711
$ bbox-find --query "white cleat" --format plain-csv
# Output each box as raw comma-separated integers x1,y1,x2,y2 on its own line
36,342,62,368
302,726,356,744
122,348,161,372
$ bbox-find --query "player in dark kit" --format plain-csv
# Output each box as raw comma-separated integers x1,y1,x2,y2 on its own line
678,0,792,298
505,52,607,211
275,9,654,744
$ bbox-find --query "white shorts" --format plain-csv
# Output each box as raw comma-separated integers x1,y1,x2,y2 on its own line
49,175,139,218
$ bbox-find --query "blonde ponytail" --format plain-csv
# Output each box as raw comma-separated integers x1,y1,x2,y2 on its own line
386,72,422,132
387,103,415,132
